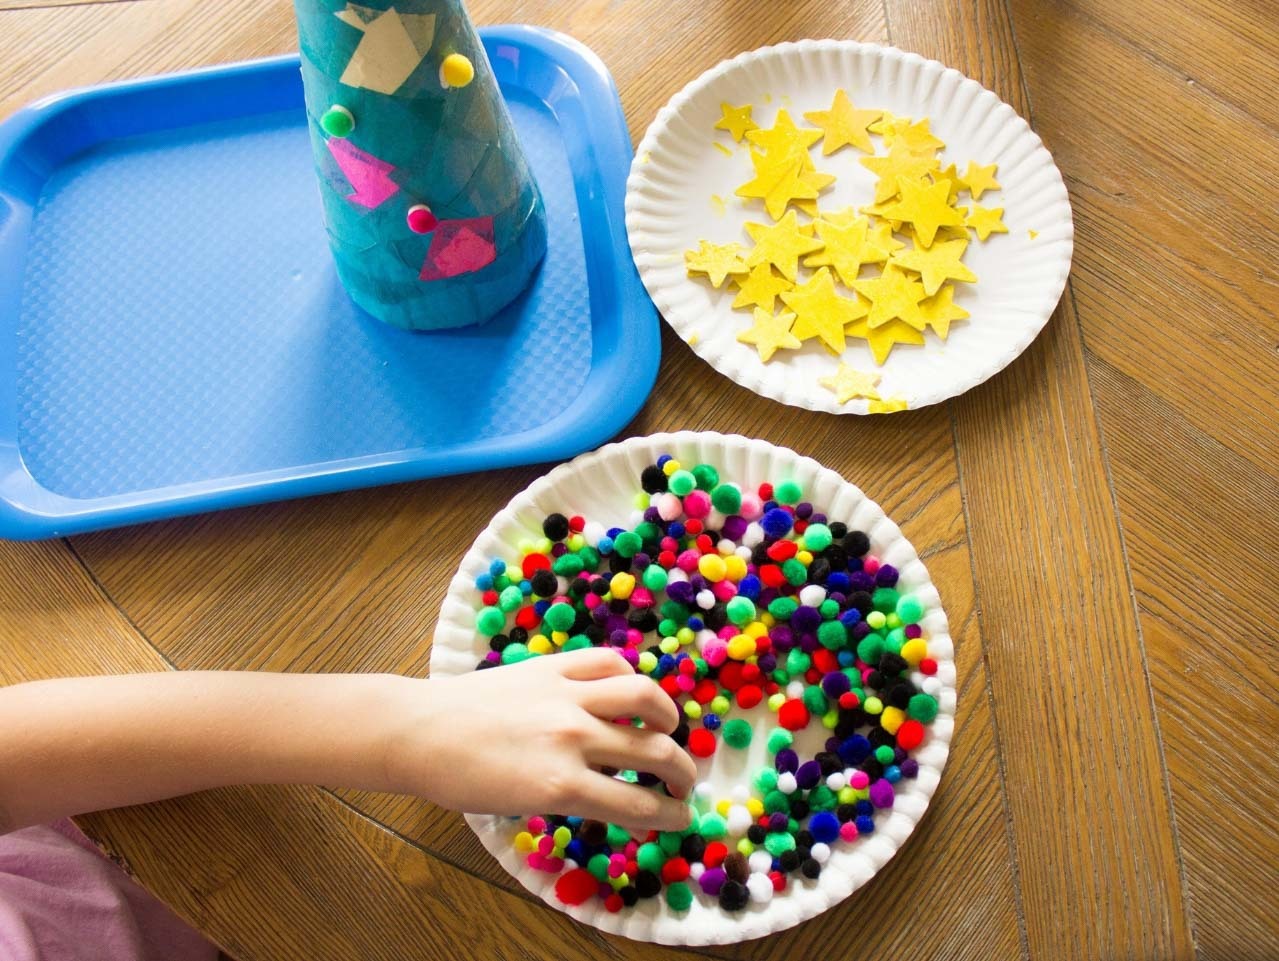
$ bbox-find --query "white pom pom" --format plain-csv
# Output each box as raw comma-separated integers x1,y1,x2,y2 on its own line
730,784,750,804
717,538,736,556
706,509,727,530
666,567,689,584
628,509,645,527
777,772,798,794
742,522,765,547
746,873,774,903
826,772,846,791
689,862,706,882
786,680,805,699
735,545,753,560
697,589,716,610
799,585,826,607
922,677,943,696
582,521,605,547
693,781,715,803
726,805,753,837
810,842,831,864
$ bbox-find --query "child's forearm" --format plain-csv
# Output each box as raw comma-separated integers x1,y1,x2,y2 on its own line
0,671,410,832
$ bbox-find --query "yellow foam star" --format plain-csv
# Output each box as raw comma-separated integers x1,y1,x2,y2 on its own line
965,204,1009,241
819,363,882,404
903,223,969,246
962,161,1000,199
745,108,822,157
868,220,907,257
845,316,926,365
868,112,909,140
737,307,802,362
891,118,945,156
744,209,824,281
859,143,941,203
684,239,747,288
714,102,758,143
881,175,965,248
852,264,929,331
805,215,891,286
815,206,860,228
917,283,970,340
890,237,977,296
781,267,867,354
868,397,909,413
803,89,882,155
932,163,963,204
731,263,794,311
735,151,819,220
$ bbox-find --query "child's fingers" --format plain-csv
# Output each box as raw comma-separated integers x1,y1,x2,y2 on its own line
583,723,697,799
553,646,635,681
575,674,679,733
573,770,692,833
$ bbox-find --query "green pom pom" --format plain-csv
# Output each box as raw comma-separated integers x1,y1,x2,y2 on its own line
476,606,506,636
896,594,925,624
499,642,531,664
817,620,847,650
884,627,906,654
543,603,576,633
722,718,753,749
909,692,939,722
658,831,683,854
819,598,840,619
587,853,611,881
668,470,696,496
552,552,584,577
771,668,791,685
642,565,669,592
768,597,798,620
802,684,828,716
806,784,838,811
872,587,900,613
803,523,832,551
775,480,803,504
764,790,791,814
576,546,600,570
754,767,779,793
606,823,631,848
767,728,794,754
636,842,666,873
613,531,642,558
726,596,756,626
634,521,661,542
697,813,727,839
692,464,720,490
874,745,895,765
711,483,742,515
782,558,807,586
665,881,693,911
562,635,591,651
785,649,811,675
498,585,523,612
764,831,797,856
857,633,884,665
320,104,354,138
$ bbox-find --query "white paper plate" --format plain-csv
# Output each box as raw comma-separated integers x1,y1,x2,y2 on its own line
430,432,956,944
625,41,1073,413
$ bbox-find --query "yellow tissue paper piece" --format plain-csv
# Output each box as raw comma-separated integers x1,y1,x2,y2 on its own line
713,141,733,157
781,267,868,354
736,307,802,362
745,210,824,281
818,362,882,404
732,263,794,312
337,7,436,95
684,239,748,288
715,102,758,142
803,89,882,155
890,237,977,296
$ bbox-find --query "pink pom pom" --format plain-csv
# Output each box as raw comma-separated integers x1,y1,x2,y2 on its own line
683,490,711,518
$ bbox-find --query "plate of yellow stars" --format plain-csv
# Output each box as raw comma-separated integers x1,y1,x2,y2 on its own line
625,40,1073,413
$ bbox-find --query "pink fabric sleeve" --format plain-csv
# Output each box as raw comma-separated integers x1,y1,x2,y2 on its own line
0,819,219,961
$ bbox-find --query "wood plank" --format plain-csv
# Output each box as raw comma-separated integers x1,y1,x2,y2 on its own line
885,1,1196,959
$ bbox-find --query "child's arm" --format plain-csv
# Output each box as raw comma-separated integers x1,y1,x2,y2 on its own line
0,647,695,835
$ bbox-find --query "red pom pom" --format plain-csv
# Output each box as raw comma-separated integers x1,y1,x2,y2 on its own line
759,564,786,588
514,606,540,630
693,678,718,703
758,483,774,500
703,841,728,868
521,553,551,578
793,519,808,534
737,684,763,709
778,699,810,731
684,519,704,535
481,589,500,606
766,540,798,562
920,658,938,676
604,893,624,913
659,675,681,698
688,728,717,758
718,662,745,691
569,515,585,533
661,856,690,884
696,534,714,554
896,719,925,750
769,870,787,893
804,668,821,685
678,657,697,675
838,691,860,710
658,550,676,569
812,649,838,674
555,868,599,906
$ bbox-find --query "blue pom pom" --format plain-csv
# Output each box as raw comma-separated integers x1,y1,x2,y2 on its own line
597,535,614,554
839,608,863,627
475,573,494,590
855,815,875,834
854,799,874,817
657,654,677,675
607,527,625,539
827,572,851,592
489,559,506,577
703,713,721,731
838,735,871,765
837,650,855,667
687,616,704,631
760,508,794,539
657,455,672,467
808,811,840,845
519,580,533,595
565,839,585,864
533,599,552,616
884,764,902,783
736,574,762,600
667,521,685,539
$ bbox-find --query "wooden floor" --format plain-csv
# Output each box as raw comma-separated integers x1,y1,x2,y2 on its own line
1,1,1275,959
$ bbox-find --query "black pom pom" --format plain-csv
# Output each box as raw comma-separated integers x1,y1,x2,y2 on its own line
671,721,690,748
836,803,858,822
567,578,589,599
816,751,842,776
822,546,849,571
834,714,861,739
842,531,871,557
751,544,772,567
718,879,750,912
620,885,639,907
789,799,810,820
868,728,895,748
779,850,801,873
580,819,608,846
866,670,884,690
609,598,630,615
889,682,914,709
635,870,662,898
530,569,558,597
849,590,874,615
801,858,822,879
488,633,510,653
806,558,832,584
476,659,497,670
680,833,707,863
641,465,669,494
704,604,728,631
542,513,570,541
608,553,633,574
747,825,766,844
627,609,658,633
796,829,815,849
860,757,884,780
589,577,611,596
584,624,605,644
879,653,908,677
828,521,848,539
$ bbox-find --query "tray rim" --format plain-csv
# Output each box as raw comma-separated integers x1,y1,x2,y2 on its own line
0,26,658,541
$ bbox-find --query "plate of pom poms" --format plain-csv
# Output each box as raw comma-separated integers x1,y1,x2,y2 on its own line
429,432,957,944
625,41,1073,414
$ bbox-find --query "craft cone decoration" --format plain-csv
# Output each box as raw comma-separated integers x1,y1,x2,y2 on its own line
293,0,547,330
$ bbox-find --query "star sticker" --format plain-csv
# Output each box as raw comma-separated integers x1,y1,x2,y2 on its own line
732,263,794,311
859,143,941,203
781,267,868,354
805,215,888,285
714,102,758,143
845,316,926,364
745,108,822,156
745,209,824,281
735,150,819,220
917,283,971,339
965,204,1009,240
803,89,882,155
852,264,929,330
819,363,882,404
737,308,802,362
881,175,965,247
890,237,977,296
962,161,1001,199
684,239,748,288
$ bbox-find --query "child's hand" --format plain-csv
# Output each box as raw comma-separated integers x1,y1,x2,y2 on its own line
386,648,696,833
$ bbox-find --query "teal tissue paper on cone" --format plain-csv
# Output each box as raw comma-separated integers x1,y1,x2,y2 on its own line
293,0,547,329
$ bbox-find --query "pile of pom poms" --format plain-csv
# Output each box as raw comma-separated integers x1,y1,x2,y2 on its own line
471,456,942,913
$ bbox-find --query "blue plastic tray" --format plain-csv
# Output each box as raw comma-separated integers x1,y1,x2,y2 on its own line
0,27,657,540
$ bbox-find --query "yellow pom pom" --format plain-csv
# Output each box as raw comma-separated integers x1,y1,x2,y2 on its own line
698,554,727,582
567,534,584,551
768,692,786,711
529,636,554,655
609,572,635,600
663,459,681,476
880,705,906,734
863,695,883,715
440,52,475,88
684,701,703,720
676,627,695,645
727,634,755,660
659,636,680,654
901,638,929,666
513,831,535,853
744,621,768,639
760,612,776,627
534,537,553,555
710,695,730,715
716,799,732,817
736,839,755,856
796,550,813,565
745,798,764,818
724,555,748,580
837,787,857,805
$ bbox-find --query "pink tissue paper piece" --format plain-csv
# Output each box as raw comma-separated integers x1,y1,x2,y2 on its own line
326,137,400,209
419,216,497,280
